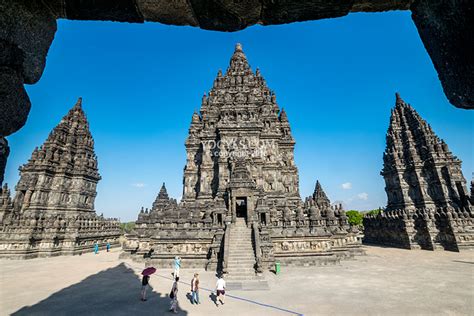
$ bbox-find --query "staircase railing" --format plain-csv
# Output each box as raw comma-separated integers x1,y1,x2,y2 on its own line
252,221,263,273
222,222,231,274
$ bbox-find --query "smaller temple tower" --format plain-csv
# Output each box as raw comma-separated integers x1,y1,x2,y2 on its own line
364,93,473,251
382,93,470,212
14,98,100,215
0,98,120,258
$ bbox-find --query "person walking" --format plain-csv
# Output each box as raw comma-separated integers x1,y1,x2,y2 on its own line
215,275,226,306
141,274,150,301
106,242,110,252
169,276,179,313
173,256,181,278
191,273,200,304
93,242,99,254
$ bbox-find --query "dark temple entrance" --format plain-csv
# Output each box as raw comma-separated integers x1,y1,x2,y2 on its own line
236,197,247,219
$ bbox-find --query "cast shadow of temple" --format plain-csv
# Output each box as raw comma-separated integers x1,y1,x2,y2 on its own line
13,262,188,316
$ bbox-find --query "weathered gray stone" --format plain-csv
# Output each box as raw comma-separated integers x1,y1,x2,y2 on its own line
136,0,198,26
0,0,57,84
0,0,56,137
411,0,473,109
123,44,361,278
0,98,121,259
364,93,474,251
0,67,31,136
0,137,8,186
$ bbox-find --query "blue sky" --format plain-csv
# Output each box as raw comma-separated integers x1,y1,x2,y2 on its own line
4,11,473,221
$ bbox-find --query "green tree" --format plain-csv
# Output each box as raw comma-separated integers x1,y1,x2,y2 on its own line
346,210,363,227
366,208,382,216
120,222,135,234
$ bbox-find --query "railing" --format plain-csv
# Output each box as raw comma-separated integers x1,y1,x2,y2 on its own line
221,222,231,274
252,221,263,273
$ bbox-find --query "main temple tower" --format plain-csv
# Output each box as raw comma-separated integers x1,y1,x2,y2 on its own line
126,44,360,274
183,43,300,222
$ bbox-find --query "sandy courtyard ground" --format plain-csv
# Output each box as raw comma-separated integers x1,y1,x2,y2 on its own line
0,246,473,316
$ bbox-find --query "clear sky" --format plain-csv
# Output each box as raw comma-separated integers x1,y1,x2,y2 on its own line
4,11,473,222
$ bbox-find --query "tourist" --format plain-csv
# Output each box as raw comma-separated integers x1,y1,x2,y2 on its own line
141,274,150,301
93,242,99,254
215,275,226,306
173,256,181,278
169,276,179,313
191,273,200,304
106,242,110,252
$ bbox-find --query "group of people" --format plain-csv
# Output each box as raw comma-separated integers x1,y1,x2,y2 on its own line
140,256,227,313
93,241,111,254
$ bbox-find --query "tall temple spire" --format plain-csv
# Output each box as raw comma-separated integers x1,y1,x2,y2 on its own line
21,97,99,181
181,43,299,202
382,94,470,211
0,97,121,257
13,98,101,213
127,43,362,270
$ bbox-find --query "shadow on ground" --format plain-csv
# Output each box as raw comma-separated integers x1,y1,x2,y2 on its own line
13,263,188,316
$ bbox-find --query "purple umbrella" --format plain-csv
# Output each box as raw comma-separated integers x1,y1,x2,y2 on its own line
142,267,156,276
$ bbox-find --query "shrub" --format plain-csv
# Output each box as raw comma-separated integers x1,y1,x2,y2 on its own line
120,222,135,234
346,210,363,227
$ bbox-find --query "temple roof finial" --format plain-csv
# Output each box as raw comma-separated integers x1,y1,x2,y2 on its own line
395,92,405,107
313,180,331,208
235,43,243,52
74,97,83,109
279,108,288,122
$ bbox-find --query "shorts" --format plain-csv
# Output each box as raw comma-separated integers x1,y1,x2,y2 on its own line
217,290,225,296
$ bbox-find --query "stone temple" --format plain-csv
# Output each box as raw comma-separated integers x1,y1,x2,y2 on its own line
364,94,473,251
0,98,120,258
123,44,361,278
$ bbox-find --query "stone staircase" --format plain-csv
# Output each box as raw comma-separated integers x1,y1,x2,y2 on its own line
226,218,268,290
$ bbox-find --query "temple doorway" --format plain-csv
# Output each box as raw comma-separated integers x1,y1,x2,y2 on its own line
236,197,247,219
